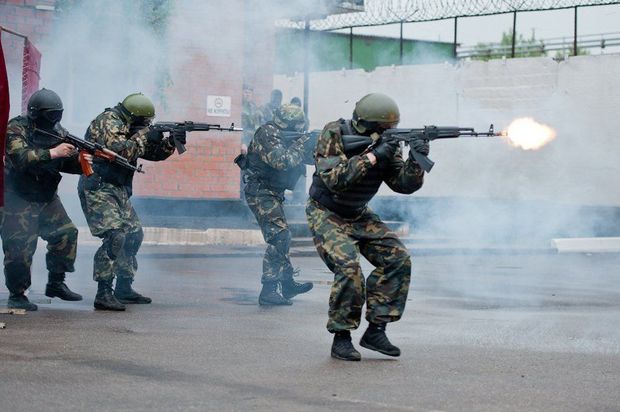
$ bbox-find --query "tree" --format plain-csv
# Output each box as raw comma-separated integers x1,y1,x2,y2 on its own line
472,28,545,61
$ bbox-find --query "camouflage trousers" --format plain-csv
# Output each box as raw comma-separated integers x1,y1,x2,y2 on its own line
245,187,294,283
306,198,412,333
78,175,143,282
1,190,78,295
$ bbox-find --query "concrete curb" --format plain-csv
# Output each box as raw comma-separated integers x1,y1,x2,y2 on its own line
551,237,620,253
75,227,266,246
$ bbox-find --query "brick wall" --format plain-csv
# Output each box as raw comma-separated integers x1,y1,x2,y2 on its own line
131,0,277,200
1,0,279,201
0,0,55,114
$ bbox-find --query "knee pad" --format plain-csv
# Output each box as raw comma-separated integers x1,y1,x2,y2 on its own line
104,230,126,260
271,230,291,254
124,228,144,256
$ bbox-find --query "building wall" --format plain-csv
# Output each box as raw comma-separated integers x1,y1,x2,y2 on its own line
0,0,55,113
275,54,620,207
1,0,278,201
132,0,247,200
275,29,455,74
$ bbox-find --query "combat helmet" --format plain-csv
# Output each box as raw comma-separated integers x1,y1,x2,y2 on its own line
273,103,306,131
27,88,64,125
120,92,155,124
352,93,400,134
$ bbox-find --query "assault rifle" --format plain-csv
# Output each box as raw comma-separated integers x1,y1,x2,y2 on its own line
152,121,243,154
342,125,505,172
233,129,321,171
279,129,321,147
34,128,143,176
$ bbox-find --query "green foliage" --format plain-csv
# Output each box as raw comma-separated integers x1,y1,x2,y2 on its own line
136,0,174,108
471,27,590,61
138,0,172,39
473,28,545,61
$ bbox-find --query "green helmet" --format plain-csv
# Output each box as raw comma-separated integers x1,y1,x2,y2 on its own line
352,93,400,133
273,103,305,131
120,92,155,121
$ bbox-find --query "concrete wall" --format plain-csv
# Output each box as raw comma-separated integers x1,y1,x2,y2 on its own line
275,54,620,207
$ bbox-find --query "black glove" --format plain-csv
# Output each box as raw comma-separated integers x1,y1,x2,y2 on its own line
371,139,399,163
171,129,187,146
409,138,430,156
145,127,165,144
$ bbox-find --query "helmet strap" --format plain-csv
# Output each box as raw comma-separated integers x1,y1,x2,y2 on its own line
116,103,134,124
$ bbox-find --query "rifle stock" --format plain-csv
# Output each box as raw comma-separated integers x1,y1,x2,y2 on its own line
34,128,144,175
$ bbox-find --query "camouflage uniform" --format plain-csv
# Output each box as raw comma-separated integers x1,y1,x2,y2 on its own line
241,100,262,146
78,108,174,283
259,103,278,124
306,119,425,333
244,122,313,284
2,116,81,296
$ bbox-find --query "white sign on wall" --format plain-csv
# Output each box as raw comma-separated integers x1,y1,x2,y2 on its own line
206,95,231,117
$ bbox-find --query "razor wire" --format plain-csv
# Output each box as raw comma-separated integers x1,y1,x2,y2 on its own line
278,0,620,30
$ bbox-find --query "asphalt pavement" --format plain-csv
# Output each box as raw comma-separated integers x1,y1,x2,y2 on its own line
1,245,619,411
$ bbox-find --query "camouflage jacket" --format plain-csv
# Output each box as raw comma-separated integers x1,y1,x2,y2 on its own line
259,103,277,124
245,123,313,195
85,107,175,191
241,100,262,146
309,119,424,217
4,115,82,202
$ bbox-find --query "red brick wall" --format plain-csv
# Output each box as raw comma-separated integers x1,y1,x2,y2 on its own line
0,0,55,114
0,0,55,45
133,1,246,200
1,0,278,201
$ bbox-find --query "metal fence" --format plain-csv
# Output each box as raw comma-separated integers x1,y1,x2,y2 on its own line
459,31,620,59
278,0,620,60
280,1,620,30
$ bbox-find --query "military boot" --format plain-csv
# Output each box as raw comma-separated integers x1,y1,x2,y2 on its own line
258,281,292,306
281,275,313,300
7,294,38,311
359,322,401,357
94,279,126,311
114,277,152,304
331,331,361,361
45,272,83,301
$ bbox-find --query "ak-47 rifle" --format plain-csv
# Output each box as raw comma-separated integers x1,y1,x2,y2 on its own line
279,129,321,147
34,128,143,176
233,129,321,171
152,121,243,154
342,125,505,172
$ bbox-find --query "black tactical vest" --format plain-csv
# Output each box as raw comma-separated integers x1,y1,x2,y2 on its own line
4,117,65,202
309,119,383,218
246,125,306,192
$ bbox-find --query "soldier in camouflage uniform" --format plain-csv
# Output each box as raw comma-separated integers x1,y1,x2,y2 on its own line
240,83,262,151
78,93,184,311
259,89,282,124
245,104,315,305
2,89,88,311
306,93,428,361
